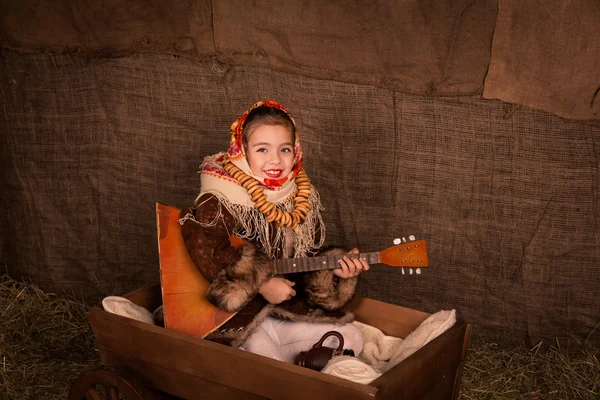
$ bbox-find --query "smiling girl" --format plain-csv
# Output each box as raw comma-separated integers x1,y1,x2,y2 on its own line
181,100,369,363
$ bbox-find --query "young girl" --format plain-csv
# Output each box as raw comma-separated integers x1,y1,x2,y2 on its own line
181,100,369,363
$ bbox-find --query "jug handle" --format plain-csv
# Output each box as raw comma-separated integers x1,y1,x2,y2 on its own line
312,331,344,352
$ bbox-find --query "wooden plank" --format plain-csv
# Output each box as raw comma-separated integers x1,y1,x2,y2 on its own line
124,283,162,312
369,322,467,400
344,296,430,338
103,351,266,399
451,323,472,400
89,308,378,400
411,377,455,400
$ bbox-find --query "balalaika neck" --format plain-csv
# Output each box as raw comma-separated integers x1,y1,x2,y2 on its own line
273,252,379,274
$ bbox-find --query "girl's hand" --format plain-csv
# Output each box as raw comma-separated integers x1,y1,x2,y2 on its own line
334,248,370,279
258,277,296,304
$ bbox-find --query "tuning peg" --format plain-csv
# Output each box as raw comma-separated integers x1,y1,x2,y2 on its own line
409,235,415,241
393,238,401,245
401,267,405,275
409,268,413,275
416,268,421,274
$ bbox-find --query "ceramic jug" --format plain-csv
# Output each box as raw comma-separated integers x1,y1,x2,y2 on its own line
295,331,355,371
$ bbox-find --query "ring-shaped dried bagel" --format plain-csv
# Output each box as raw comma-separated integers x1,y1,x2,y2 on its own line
294,196,310,204
259,202,275,215
232,170,245,181
245,180,260,190
294,176,310,184
275,208,283,222
296,201,311,210
294,206,309,217
295,204,311,214
283,212,292,226
266,209,277,223
291,212,300,226
277,213,287,227
224,166,236,176
254,198,267,209
238,174,253,185
258,202,274,215
251,192,265,203
224,161,236,171
296,185,311,193
247,184,263,195
267,207,278,218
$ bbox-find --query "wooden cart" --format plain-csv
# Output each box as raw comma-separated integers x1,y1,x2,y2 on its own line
68,283,471,400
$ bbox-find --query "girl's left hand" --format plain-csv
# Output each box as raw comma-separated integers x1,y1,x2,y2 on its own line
334,248,370,279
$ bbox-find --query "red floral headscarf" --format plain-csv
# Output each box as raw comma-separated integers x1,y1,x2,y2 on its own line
227,100,303,190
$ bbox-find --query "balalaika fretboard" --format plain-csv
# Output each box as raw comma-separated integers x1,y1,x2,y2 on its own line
273,252,381,274
272,239,428,274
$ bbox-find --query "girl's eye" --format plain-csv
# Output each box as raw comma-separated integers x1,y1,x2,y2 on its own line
256,148,267,153
281,147,293,153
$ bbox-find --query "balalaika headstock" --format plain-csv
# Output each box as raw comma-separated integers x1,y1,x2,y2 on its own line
377,235,429,275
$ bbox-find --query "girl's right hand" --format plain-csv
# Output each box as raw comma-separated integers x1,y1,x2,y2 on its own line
258,277,296,304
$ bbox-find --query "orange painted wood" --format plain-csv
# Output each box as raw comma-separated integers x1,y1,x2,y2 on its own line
156,203,235,338
378,240,428,268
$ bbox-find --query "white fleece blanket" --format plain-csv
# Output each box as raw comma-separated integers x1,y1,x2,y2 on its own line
102,296,155,325
322,309,456,384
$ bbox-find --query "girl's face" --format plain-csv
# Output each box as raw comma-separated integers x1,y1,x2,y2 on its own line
245,124,294,180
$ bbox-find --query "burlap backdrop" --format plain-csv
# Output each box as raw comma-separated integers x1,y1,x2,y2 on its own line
3,0,598,121
2,53,598,346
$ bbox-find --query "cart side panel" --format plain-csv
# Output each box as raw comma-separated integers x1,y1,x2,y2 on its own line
370,322,468,400
124,283,162,312
89,308,378,400
451,323,472,400
102,351,266,399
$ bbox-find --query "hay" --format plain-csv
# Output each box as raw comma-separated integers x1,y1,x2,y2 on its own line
0,274,598,400
0,275,101,399
462,338,599,400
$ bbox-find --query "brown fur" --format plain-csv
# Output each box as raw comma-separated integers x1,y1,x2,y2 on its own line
303,247,358,311
207,244,274,312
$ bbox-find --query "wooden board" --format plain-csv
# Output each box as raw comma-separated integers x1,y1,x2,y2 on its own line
156,203,235,338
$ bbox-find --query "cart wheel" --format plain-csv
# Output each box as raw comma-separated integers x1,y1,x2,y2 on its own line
68,367,172,400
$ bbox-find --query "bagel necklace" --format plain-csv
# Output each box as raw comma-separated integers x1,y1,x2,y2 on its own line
222,156,312,229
